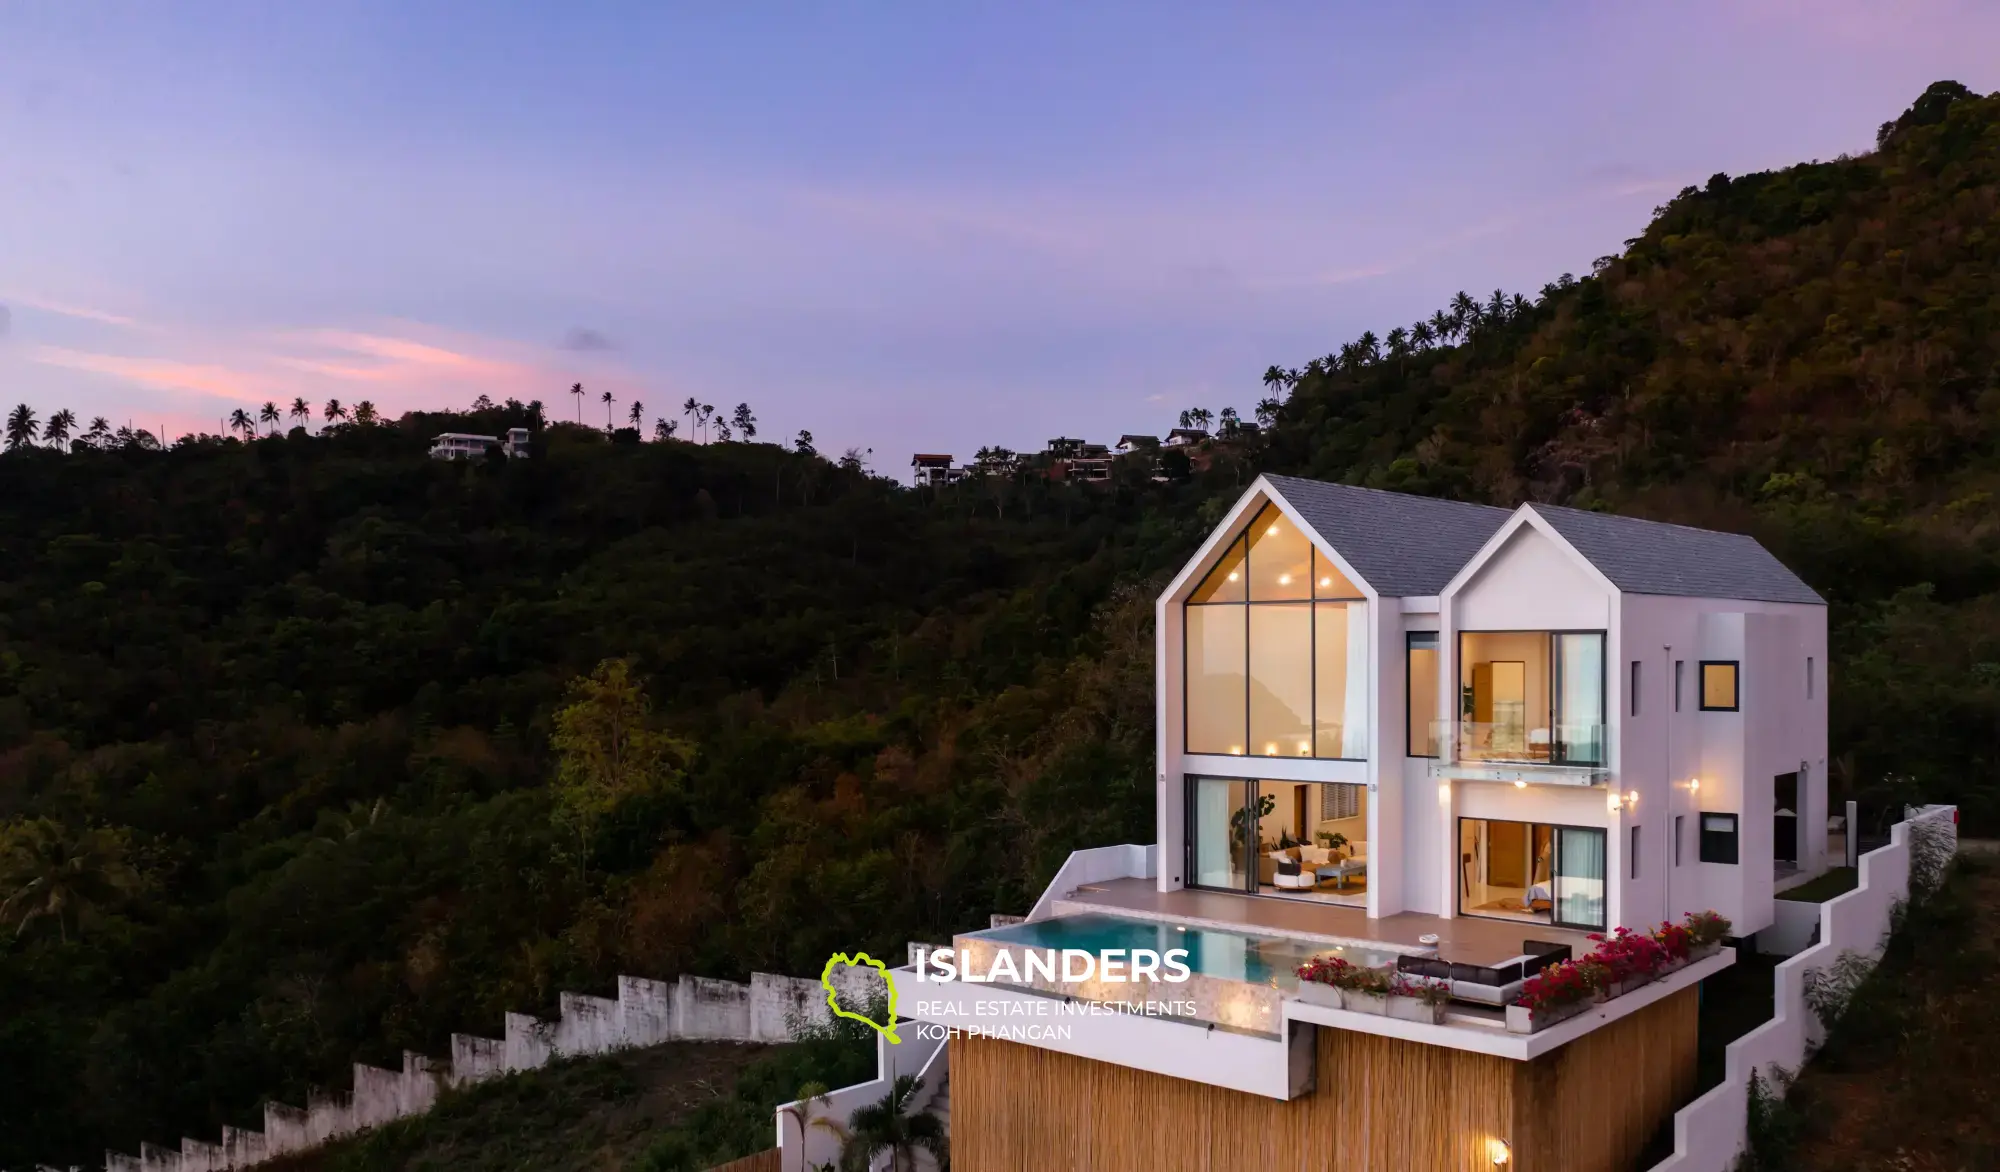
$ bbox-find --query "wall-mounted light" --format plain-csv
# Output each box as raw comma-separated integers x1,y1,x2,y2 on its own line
1267,524,1280,536
1513,779,1527,789
1319,576,1332,587
1689,777,1701,793
1626,790,1640,808
1438,782,1452,807
1607,790,1623,813
1227,570,1240,581
1489,1138,1511,1166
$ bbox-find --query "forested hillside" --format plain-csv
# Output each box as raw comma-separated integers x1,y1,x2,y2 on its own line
3,80,1998,1168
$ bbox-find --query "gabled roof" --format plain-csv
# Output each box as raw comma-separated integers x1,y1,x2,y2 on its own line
1525,504,1824,605
1262,475,1512,597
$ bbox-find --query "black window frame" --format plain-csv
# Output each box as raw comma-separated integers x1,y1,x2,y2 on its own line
1406,631,1440,759
1698,811,1740,864
1674,659,1684,712
1629,824,1640,879
1630,659,1641,716
1674,814,1685,866
1699,660,1740,712
1455,629,1609,767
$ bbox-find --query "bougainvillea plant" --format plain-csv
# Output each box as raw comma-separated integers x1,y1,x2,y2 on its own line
1296,956,1391,993
1652,918,1694,960
1587,926,1672,982
1391,973,1452,1006
1513,958,1609,1013
1682,910,1731,948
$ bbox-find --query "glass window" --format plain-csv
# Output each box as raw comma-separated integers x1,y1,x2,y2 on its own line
1629,660,1641,716
1245,505,1311,601
1674,659,1684,712
1407,632,1439,757
1189,535,1246,603
1315,602,1367,758
1701,661,1740,711
1312,547,1363,599
1699,813,1740,864
1553,633,1605,765
1249,604,1312,756
1182,499,1369,759
1185,606,1246,754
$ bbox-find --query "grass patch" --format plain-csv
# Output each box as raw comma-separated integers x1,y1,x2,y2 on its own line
1776,867,1858,903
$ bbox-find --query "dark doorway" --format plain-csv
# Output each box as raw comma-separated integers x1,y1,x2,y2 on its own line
1774,772,1799,864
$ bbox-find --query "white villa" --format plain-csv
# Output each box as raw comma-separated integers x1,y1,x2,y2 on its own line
428,428,532,460
1158,474,1827,940
785,474,1833,1172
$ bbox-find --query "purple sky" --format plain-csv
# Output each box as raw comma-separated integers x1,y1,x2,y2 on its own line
3,1,1996,468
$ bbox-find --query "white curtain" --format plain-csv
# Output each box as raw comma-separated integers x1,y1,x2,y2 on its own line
1555,827,1607,928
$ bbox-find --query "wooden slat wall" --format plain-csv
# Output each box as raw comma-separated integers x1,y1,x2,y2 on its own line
704,1147,781,1172
1512,988,1700,1172
950,989,1699,1172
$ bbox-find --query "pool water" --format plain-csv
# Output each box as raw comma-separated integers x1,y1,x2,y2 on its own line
971,913,1404,991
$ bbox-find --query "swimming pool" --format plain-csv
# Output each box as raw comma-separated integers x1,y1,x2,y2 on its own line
970,912,1405,992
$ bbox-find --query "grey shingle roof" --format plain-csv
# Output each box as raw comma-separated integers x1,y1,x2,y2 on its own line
1261,475,1512,597
1524,503,1824,605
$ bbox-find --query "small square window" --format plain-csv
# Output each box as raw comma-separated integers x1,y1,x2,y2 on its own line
1700,661,1739,711
1699,812,1740,864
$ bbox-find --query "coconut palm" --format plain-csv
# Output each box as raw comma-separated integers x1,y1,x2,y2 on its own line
5,404,39,450
228,408,255,439
682,397,700,440
289,397,312,429
1449,290,1480,335
83,417,111,448
570,382,585,423
1508,292,1533,319
600,389,616,430
838,1075,946,1172
352,400,378,425
0,819,137,943
1428,309,1456,345
323,399,347,425
44,409,77,450
627,400,643,428
256,401,278,434
700,403,717,443
1411,320,1437,350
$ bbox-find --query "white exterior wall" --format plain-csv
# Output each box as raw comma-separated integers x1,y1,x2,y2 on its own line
1620,595,1827,936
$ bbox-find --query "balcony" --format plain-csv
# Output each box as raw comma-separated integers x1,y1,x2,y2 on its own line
1430,720,1610,785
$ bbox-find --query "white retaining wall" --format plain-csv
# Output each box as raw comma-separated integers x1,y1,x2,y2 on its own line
91,962,894,1172
1646,804,1959,1172
1026,843,1156,921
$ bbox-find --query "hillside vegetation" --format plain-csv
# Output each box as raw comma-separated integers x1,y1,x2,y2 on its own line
3,81,1998,1168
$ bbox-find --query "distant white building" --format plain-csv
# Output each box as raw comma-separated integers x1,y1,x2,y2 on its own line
430,428,532,460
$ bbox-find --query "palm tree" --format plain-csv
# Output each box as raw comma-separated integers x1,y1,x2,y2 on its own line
1261,364,1288,395
1486,288,1509,324
0,819,137,943
838,1075,946,1172
5,404,39,450
653,418,677,441
323,399,347,426
570,382,585,423
83,417,111,448
1508,292,1533,320
627,400,643,429
289,397,312,430
700,403,717,443
43,409,77,451
714,420,733,443
258,401,279,434
1385,327,1409,359
1357,330,1381,365
1429,309,1456,345
352,400,378,425
682,397,700,440
1411,320,1436,350
731,402,757,439
779,1082,849,1172
600,389,616,431
1254,397,1282,428
1218,406,1240,438
228,408,255,439
1189,407,1213,432
1449,290,1480,336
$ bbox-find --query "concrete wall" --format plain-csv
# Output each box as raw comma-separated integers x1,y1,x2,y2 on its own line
95,959,906,1172
1646,804,1958,1172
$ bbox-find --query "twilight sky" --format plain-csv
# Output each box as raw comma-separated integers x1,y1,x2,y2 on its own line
3,2,1997,467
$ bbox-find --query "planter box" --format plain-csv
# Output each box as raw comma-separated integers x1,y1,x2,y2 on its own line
1341,990,1389,1016
1386,995,1446,1025
1296,981,1342,1010
1505,998,1590,1034
1690,942,1722,962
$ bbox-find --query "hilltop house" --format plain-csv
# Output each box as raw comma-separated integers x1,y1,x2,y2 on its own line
911,453,962,487
785,475,1830,1172
428,428,531,460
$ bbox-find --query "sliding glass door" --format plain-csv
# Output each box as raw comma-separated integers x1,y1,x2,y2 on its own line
1552,826,1608,930
1188,777,1254,891
1458,817,1607,931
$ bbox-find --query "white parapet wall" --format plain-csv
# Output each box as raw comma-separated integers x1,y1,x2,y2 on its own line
1026,842,1156,921
1646,804,1959,1172
90,960,896,1172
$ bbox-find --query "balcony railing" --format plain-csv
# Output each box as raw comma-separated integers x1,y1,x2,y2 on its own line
1436,721,1606,769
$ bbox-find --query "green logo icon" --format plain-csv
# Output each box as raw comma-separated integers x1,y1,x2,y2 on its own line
822,952,901,1044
